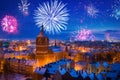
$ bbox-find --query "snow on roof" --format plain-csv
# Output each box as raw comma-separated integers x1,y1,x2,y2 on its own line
90,62,109,68
25,60,35,66
49,58,72,67
47,67,57,74
69,69,78,78
35,67,47,75
103,62,109,68
59,68,66,75
97,73,104,80
42,59,72,75
81,71,88,79
112,63,120,71
100,71,107,75
89,73,95,80
96,62,100,68
50,46,62,53
107,72,118,78
49,64,59,70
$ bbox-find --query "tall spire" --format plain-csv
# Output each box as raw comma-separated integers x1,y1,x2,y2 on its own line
38,24,44,37
41,24,44,33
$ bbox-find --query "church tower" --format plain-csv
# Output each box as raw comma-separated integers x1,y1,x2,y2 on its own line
35,25,68,67
35,25,51,67
36,25,49,55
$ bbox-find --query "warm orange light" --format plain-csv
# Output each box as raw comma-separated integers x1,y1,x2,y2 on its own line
75,64,82,71
19,46,23,51
77,47,90,53
27,40,31,46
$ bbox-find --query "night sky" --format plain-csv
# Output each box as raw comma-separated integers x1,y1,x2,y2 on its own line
0,0,120,41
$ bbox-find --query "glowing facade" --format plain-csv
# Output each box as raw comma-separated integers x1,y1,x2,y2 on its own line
35,25,68,67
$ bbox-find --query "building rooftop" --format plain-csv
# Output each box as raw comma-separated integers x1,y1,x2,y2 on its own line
35,58,73,75
58,68,66,75
49,46,62,53
69,69,78,78
35,67,47,75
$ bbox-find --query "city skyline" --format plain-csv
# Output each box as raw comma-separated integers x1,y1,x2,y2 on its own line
0,0,120,41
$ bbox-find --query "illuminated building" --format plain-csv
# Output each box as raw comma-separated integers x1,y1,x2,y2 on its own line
0,59,4,73
13,42,27,51
0,41,3,53
7,58,35,74
35,25,69,67
4,25,69,74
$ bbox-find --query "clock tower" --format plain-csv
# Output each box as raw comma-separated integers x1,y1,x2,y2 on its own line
36,25,49,55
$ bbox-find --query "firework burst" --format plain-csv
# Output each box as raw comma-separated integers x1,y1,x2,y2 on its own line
111,9,120,20
110,0,120,20
71,28,95,41
34,0,69,34
18,0,30,15
85,4,99,18
1,15,18,33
